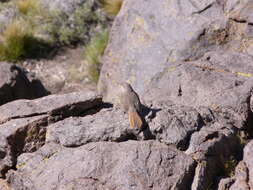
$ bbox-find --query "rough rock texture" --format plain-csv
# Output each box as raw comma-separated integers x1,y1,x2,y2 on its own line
7,141,196,190
143,51,253,133
218,140,253,190
0,91,102,177
1,0,253,189
46,107,136,147
0,90,101,123
98,0,253,105
144,51,253,109
146,101,203,150
0,62,50,106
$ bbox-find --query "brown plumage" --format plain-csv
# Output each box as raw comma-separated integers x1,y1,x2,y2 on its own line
119,82,142,129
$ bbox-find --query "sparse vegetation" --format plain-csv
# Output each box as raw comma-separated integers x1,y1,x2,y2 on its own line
16,0,40,15
0,0,111,62
84,30,109,82
45,3,107,45
222,156,238,177
0,19,33,61
99,0,123,16
0,18,52,61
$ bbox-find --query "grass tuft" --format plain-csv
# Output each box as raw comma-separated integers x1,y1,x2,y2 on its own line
0,19,52,61
100,0,123,17
16,0,40,15
0,19,32,61
84,30,109,82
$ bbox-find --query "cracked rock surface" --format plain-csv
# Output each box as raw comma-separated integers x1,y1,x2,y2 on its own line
1,0,253,189
7,141,196,190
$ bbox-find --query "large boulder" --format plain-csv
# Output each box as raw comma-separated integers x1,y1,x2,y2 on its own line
7,141,196,190
0,62,49,106
144,51,253,128
98,0,253,105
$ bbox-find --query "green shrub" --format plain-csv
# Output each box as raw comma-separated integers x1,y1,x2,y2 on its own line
84,30,109,82
47,3,107,45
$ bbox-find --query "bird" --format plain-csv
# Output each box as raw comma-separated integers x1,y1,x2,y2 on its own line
119,82,143,130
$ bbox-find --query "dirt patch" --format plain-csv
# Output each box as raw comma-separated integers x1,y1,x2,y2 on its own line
22,46,97,94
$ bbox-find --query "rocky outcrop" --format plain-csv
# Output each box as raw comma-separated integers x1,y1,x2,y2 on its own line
217,140,253,190
0,91,102,178
98,0,253,105
0,62,49,106
0,0,253,189
7,141,196,190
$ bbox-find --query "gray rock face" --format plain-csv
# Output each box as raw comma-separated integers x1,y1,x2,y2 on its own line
144,51,253,130
46,107,134,147
224,140,253,190
7,141,196,190
0,62,50,106
147,101,203,150
186,121,240,190
98,0,253,105
0,0,253,189
0,91,102,177
0,90,101,123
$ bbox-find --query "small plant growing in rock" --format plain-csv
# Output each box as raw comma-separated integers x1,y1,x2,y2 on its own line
99,0,123,16
84,30,109,82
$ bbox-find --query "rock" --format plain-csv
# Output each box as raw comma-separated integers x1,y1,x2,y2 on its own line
144,51,253,130
146,101,203,150
186,121,241,190
0,90,101,123
98,0,253,105
217,178,234,190
0,115,48,177
0,62,50,106
0,179,11,190
0,91,102,177
7,141,196,190
98,0,228,103
228,140,253,189
46,107,137,147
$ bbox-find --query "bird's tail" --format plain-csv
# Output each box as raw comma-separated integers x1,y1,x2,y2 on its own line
128,111,142,129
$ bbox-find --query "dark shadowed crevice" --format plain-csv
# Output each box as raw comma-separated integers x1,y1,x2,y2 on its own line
115,133,138,142
79,102,113,116
192,3,213,15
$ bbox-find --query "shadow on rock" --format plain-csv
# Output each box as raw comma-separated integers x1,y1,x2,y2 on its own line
140,104,161,140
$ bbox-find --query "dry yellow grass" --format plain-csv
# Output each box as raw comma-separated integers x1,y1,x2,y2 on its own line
16,0,40,15
100,0,123,16
0,19,33,61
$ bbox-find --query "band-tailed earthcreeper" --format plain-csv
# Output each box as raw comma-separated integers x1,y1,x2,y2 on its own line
119,82,143,129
